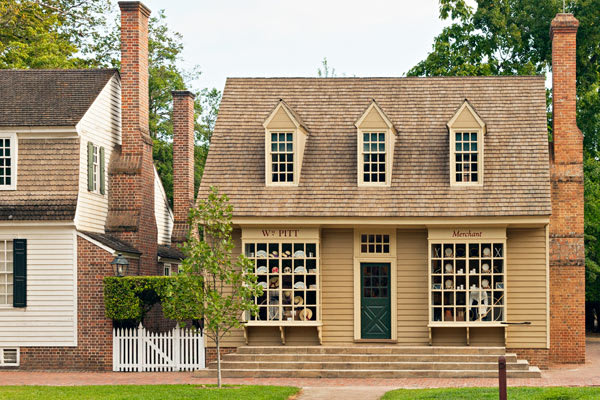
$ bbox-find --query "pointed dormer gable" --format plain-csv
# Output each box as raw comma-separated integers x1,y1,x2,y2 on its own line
447,100,486,187
263,100,308,186
355,100,397,187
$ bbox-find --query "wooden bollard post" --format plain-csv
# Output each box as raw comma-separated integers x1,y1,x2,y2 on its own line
498,355,507,400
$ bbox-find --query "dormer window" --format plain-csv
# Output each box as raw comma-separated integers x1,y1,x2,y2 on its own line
270,132,294,183
355,100,397,187
263,100,309,187
447,101,486,187
0,133,17,190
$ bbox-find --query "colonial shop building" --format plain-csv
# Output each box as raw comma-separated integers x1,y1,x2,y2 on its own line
197,13,584,374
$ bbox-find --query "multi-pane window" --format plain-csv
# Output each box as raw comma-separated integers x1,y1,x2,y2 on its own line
271,133,294,183
362,132,386,183
92,144,99,193
360,234,390,254
0,137,13,188
455,132,478,183
0,240,13,306
430,242,505,323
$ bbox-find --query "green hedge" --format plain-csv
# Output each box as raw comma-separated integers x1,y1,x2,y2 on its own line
104,276,176,322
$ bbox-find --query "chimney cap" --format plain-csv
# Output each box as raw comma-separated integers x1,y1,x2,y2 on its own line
172,90,196,99
550,13,579,39
118,1,151,17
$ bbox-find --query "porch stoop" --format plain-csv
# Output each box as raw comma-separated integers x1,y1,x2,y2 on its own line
194,346,541,378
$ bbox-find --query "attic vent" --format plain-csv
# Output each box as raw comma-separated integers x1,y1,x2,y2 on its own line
0,348,19,366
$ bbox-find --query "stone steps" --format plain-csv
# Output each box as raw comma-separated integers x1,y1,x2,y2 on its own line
223,353,520,363
235,345,508,355
193,346,542,379
195,367,542,379
215,360,530,371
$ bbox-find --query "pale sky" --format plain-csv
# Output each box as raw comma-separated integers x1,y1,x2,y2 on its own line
139,0,452,92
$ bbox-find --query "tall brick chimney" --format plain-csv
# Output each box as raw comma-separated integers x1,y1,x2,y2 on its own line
171,91,196,244
106,1,158,275
549,13,585,363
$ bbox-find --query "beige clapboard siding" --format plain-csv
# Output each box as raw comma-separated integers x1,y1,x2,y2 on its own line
213,229,247,347
506,227,547,348
397,229,430,345
75,74,121,232
321,229,354,344
154,167,173,245
0,226,76,346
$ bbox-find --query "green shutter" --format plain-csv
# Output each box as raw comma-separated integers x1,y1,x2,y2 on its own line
13,239,26,308
99,146,105,195
87,142,94,191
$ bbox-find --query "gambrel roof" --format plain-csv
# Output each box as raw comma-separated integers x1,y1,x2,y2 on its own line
0,69,117,127
198,76,551,217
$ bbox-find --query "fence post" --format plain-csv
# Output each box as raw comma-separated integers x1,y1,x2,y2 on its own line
112,327,118,371
498,355,507,400
138,323,145,372
173,325,180,371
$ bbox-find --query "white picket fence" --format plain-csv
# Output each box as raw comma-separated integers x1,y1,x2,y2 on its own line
113,324,205,372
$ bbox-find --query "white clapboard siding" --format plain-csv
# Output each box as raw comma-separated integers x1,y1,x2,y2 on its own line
74,73,121,232
113,324,205,371
154,167,174,245
0,226,76,346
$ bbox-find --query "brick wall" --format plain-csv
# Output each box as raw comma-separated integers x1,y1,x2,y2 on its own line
205,346,238,365
508,348,549,370
20,236,114,370
549,13,585,363
171,90,195,244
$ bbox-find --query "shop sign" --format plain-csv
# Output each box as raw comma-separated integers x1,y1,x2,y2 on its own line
242,227,320,240
428,227,506,240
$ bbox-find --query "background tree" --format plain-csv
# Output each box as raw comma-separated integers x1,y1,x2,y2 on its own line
408,0,600,324
163,187,262,387
317,57,336,77
0,0,111,68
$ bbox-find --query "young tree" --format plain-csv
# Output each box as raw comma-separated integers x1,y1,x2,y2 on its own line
163,187,262,388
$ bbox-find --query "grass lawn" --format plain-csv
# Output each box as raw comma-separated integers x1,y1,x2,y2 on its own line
0,384,300,400
381,386,600,400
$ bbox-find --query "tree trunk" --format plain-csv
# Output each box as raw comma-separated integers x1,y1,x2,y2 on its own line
216,331,222,388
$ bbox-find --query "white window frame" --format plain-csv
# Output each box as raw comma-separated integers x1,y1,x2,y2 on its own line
265,130,297,186
449,128,484,187
357,129,394,187
91,143,100,194
0,239,13,308
0,132,17,191
0,348,19,366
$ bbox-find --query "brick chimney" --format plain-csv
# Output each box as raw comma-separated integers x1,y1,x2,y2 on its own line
549,13,585,363
171,91,196,244
106,1,158,275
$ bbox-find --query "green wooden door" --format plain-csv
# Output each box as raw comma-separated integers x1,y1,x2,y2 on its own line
360,263,391,339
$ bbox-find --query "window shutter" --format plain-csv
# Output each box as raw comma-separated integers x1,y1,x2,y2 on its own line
13,239,26,308
87,142,94,191
99,146,105,195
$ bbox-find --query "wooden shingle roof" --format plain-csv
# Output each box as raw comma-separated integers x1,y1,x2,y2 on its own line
199,77,551,217
0,69,117,127
0,139,79,220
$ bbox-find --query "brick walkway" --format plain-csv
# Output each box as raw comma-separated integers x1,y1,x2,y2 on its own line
1,339,598,393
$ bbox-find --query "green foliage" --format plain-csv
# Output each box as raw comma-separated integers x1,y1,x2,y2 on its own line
410,0,600,303
103,276,174,322
317,57,336,77
166,187,262,387
0,0,111,68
